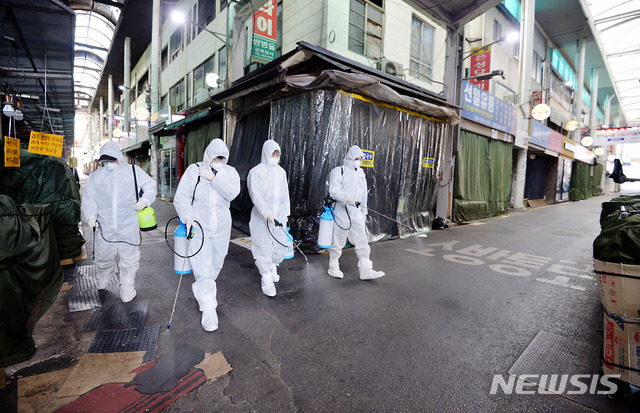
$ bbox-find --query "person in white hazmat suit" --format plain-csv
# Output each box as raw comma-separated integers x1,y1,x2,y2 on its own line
173,139,240,332
82,141,156,302
247,140,290,297
328,145,385,280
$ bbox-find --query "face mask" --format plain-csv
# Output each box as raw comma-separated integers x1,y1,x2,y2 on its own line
211,161,225,171
268,156,280,166
105,162,118,171
353,160,362,169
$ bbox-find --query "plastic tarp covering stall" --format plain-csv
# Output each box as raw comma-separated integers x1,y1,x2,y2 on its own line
184,120,223,166
229,90,449,251
0,195,64,367
599,195,640,230
593,210,640,265
569,161,602,201
0,150,84,258
453,131,512,222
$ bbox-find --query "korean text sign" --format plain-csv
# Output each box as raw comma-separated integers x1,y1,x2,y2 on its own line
251,0,277,63
461,81,516,136
4,136,20,167
470,45,491,92
28,131,64,157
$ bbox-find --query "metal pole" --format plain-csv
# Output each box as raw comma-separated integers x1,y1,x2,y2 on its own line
108,74,114,140
124,36,131,134
151,0,161,115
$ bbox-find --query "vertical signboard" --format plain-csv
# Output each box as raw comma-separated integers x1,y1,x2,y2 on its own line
469,45,491,92
250,0,277,64
4,136,20,167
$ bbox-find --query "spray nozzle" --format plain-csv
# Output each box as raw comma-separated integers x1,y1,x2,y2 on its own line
274,219,283,227
355,201,361,207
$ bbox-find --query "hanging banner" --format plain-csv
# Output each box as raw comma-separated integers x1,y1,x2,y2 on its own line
593,127,640,146
250,0,277,64
469,45,491,92
28,131,64,157
4,136,20,167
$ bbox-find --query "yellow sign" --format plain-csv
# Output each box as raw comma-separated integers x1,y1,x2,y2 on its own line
68,156,78,167
361,149,375,168
423,157,435,168
28,131,63,157
4,136,20,167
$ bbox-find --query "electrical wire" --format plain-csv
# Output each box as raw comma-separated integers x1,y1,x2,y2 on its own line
163,216,205,259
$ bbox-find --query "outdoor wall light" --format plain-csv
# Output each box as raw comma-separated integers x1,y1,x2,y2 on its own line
170,9,228,45
206,73,222,88
13,100,23,121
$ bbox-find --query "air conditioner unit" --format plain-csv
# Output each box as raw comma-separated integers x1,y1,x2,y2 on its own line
377,58,404,78
194,88,209,104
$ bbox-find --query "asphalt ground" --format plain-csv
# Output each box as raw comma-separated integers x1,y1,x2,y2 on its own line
4,179,640,412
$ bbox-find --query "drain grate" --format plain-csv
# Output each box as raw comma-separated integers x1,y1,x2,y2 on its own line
88,325,160,363
82,300,150,332
509,331,606,408
68,265,118,312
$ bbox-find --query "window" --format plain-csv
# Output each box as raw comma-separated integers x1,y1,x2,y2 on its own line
170,27,183,61
220,0,228,11
198,0,215,33
409,16,434,82
218,46,227,82
161,47,168,71
348,0,383,59
170,79,186,112
531,52,542,84
193,54,216,99
137,71,149,98
493,20,502,42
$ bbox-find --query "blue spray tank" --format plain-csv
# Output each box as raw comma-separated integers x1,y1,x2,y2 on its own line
173,219,193,274
284,226,294,259
317,205,334,249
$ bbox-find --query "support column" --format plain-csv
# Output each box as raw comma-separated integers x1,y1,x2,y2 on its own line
589,67,599,136
512,0,535,210
604,94,613,127
151,0,161,115
99,96,104,141
437,25,463,222
572,39,586,142
108,74,114,140
124,36,131,134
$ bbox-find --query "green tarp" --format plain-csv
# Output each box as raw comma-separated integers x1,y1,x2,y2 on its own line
593,209,640,265
569,161,603,201
0,149,84,258
0,196,63,367
184,119,222,166
599,195,640,230
453,131,513,222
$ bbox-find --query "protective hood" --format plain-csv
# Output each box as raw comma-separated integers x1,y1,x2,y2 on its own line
99,141,126,163
202,138,229,165
343,145,364,165
261,140,281,165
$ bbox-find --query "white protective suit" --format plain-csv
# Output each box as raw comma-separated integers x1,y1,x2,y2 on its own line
247,140,290,297
173,139,240,331
82,141,156,302
328,145,385,280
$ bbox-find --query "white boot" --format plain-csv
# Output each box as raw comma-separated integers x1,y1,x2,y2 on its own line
270,265,280,283
327,259,343,279
261,275,276,297
201,309,218,332
119,283,137,302
358,258,385,280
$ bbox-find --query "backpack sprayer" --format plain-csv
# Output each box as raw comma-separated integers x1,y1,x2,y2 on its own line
266,218,308,263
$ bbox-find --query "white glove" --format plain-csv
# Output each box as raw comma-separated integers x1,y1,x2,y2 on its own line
346,197,357,207
198,166,215,181
88,216,97,229
267,214,276,225
185,218,194,237
131,199,148,211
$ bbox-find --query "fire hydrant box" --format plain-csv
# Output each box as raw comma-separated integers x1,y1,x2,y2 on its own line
602,311,640,386
594,259,640,317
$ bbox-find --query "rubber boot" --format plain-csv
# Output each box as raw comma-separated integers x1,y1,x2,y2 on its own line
261,274,276,297
358,258,385,280
327,258,344,279
120,283,137,302
201,309,218,332
270,265,280,283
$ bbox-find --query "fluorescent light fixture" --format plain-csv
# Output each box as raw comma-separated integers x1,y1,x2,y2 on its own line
171,10,186,24
505,32,519,43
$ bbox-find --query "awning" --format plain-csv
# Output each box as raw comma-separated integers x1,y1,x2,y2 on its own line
122,140,150,153
165,109,211,130
148,121,166,135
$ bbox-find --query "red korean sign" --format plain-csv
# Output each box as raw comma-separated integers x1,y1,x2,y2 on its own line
251,0,277,63
469,45,491,92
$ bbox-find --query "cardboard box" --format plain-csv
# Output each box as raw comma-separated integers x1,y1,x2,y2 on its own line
602,311,640,386
594,259,640,318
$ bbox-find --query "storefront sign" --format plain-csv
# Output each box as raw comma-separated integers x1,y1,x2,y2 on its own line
531,91,543,106
423,157,434,168
461,81,516,136
530,120,563,153
4,136,20,167
469,45,491,92
531,104,550,121
564,120,580,132
361,149,375,168
250,0,277,64
28,131,63,157
561,137,575,159
593,127,640,146
135,107,149,120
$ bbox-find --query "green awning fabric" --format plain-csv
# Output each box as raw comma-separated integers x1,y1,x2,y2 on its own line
165,109,211,130
453,131,513,222
184,119,223,166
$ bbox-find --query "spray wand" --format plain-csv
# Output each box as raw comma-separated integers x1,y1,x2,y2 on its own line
272,219,308,263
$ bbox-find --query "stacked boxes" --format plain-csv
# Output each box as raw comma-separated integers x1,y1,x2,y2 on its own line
595,259,640,386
